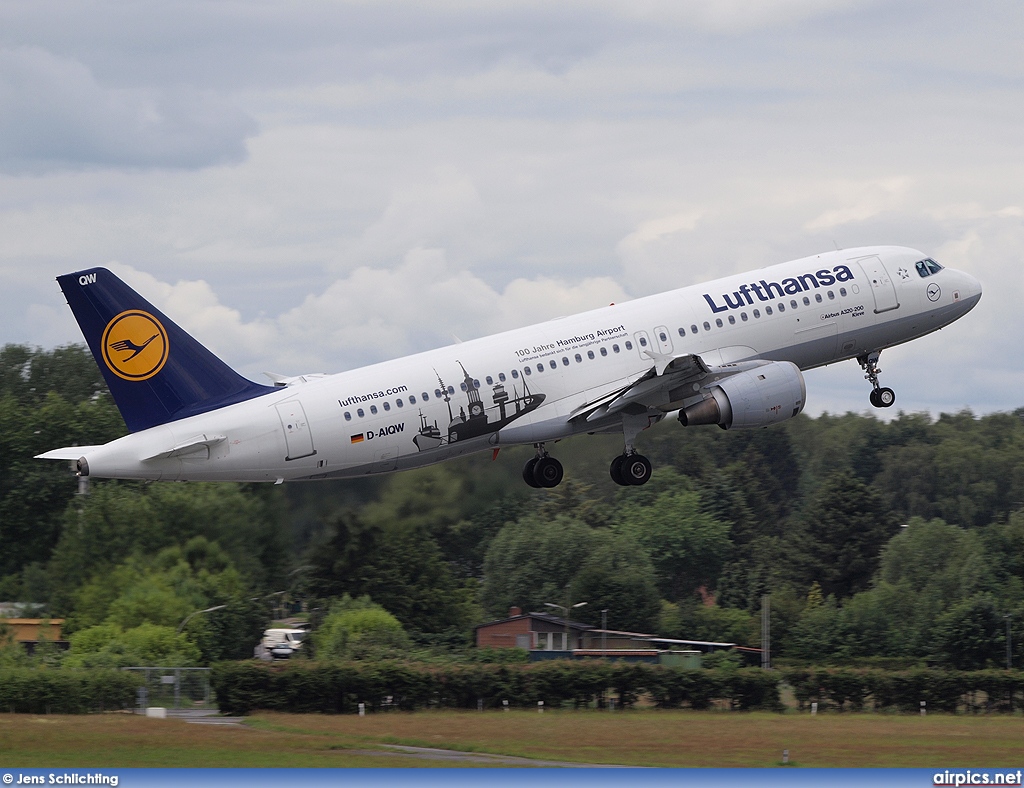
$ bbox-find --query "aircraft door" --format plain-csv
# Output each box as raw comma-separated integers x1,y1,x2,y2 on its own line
275,400,317,461
653,325,673,355
857,256,900,314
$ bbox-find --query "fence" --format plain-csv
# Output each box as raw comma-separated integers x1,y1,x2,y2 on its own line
121,667,212,711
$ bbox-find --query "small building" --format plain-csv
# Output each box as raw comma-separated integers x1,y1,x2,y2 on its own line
0,618,70,654
474,609,735,665
475,607,592,651
0,618,65,642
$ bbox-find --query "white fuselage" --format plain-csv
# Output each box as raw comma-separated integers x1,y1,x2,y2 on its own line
76,246,981,482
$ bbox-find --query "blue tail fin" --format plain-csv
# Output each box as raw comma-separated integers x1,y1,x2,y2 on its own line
58,268,275,432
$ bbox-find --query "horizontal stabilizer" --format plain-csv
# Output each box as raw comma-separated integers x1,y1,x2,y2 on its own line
35,446,101,461
144,433,226,461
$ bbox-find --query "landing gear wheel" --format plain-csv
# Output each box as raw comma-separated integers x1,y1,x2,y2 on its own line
876,387,895,408
622,454,653,486
609,455,627,486
523,457,541,488
869,389,881,408
532,456,564,488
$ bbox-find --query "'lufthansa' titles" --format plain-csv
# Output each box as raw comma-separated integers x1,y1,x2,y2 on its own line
702,265,855,314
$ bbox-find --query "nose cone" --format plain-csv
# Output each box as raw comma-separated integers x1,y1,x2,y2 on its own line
961,270,983,309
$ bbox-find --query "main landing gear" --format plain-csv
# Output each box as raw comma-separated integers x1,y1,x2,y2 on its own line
859,351,896,409
609,411,656,486
523,445,564,489
610,452,652,486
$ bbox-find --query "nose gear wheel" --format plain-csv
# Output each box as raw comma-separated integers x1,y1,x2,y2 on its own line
859,351,896,409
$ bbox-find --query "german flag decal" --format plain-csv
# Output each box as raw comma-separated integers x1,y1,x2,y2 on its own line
350,434,365,444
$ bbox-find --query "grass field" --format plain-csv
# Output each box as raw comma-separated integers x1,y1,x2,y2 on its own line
2,710,1023,768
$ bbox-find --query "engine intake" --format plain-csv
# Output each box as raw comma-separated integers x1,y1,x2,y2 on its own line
678,360,805,430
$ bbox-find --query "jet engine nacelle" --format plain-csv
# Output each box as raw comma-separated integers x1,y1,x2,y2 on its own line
678,360,805,430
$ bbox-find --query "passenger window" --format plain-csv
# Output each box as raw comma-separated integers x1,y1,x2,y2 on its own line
625,341,633,350
549,361,556,370
524,367,532,375
827,291,835,300
815,293,823,303
791,300,798,309
740,312,748,322
715,319,723,328
435,389,442,398
512,370,519,379
420,393,428,402
357,408,365,418
802,297,810,306
612,344,620,353
600,347,608,356
587,351,595,359
703,321,711,331
778,303,784,312
728,315,736,325
575,354,582,363
840,287,847,297
536,364,543,373
344,411,352,421
409,395,416,404
691,324,698,333
659,331,668,342
460,382,467,391
370,405,378,415
639,336,648,347
753,309,761,318
499,373,506,382
486,376,493,385
396,399,404,408
383,401,390,411
678,327,686,337
448,386,455,395
561,357,568,366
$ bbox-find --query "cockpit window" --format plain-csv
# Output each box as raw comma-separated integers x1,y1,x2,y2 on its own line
915,258,944,278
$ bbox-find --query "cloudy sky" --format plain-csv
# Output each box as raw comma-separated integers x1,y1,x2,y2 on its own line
1,0,1021,417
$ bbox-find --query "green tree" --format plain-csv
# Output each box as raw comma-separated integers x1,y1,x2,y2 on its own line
312,595,409,660
307,510,476,634
614,474,731,601
788,471,898,598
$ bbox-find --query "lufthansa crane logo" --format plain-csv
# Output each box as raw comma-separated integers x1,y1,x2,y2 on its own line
101,310,169,381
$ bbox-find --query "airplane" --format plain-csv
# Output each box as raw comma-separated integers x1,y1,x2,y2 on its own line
38,246,981,488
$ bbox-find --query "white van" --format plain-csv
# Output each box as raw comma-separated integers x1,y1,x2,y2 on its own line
259,628,307,659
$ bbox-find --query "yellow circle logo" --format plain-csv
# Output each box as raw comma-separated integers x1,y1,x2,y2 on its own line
101,310,169,381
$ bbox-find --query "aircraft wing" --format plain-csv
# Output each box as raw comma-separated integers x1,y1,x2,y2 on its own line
569,352,713,423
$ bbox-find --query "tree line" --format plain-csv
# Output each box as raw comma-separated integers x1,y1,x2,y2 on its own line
2,343,1023,670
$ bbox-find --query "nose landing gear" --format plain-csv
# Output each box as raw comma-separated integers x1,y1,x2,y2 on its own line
859,351,896,408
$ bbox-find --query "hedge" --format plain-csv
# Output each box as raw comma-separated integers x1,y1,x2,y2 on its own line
210,660,783,715
782,667,1024,713
0,669,143,714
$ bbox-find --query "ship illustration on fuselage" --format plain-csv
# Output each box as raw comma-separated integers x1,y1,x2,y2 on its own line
412,363,545,451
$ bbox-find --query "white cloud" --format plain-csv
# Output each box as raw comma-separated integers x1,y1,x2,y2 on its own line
0,47,257,173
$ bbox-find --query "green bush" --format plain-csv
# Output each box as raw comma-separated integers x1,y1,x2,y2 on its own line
0,668,142,713
782,667,1024,713
210,659,783,715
